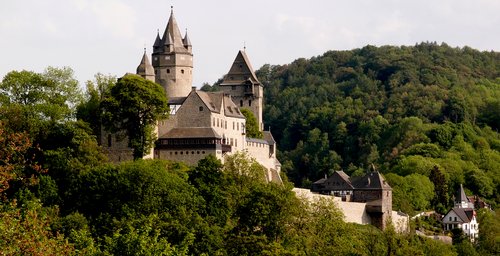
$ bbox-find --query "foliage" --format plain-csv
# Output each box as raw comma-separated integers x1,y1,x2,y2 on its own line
0,122,43,198
385,173,435,214
256,43,500,208
101,74,169,159
2,43,498,254
0,200,75,255
0,67,82,123
240,108,263,138
476,208,500,255
76,73,116,139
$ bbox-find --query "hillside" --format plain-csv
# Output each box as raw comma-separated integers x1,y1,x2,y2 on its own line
252,42,500,212
1,43,499,255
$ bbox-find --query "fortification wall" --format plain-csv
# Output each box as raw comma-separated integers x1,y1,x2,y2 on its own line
157,148,219,165
293,188,408,232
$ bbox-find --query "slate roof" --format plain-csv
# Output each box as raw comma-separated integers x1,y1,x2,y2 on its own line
312,171,354,192
455,184,470,204
262,131,276,145
136,51,154,76
220,50,261,86
161,9,186,52
313,177,327,185
351,171,391,190
168,97,187,105
195,91,244,118
246,137,269,145
446,208,475,223
153,32,161,48
183,30,192,46
160,127,221,139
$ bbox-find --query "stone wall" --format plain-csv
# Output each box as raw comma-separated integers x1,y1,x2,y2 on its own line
293,188,408,233
156,148,219,166
245,139,280,179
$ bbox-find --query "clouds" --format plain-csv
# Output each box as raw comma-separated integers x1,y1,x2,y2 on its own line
0,0,498,88
71,0,137,38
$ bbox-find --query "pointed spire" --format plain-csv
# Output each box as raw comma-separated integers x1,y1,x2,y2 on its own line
161,5,185,51
153,29,161,47
137,50,155,78
183,29,192,47
163,31,173,46
455,184,470,207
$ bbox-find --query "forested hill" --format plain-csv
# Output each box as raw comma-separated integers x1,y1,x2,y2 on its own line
255,42,500,211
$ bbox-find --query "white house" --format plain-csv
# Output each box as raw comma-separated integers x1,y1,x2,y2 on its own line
442,184,479,241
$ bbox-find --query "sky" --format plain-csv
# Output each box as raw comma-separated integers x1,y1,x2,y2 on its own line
1,0,499,88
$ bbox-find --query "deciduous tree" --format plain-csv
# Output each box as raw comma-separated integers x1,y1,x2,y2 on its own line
101,74,169,159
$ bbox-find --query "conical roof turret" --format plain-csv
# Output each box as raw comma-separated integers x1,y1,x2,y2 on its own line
136,49,155,77
163,31,173,46
183,29,192,47
454,184,475,208
456,184,468,204
161,7,185,51
153,30,162,53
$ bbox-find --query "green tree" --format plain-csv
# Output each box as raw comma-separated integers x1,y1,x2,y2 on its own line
76,73,116,138
429,166,450,213
241,108,263,138
0,201,75,255
0,67,82,134
0,121,43,198
101,74,169,159
476,208,500,255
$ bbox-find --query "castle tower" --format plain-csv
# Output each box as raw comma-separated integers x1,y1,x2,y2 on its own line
136,49,155,82
152,7,193,99
219,50,264,131
352,171,392,230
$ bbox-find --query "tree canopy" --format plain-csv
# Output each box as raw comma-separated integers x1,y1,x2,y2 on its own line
254,42,500,210
101,74,169,159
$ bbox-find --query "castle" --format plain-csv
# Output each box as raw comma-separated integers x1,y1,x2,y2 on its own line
310,170,394,230
103,8,282,183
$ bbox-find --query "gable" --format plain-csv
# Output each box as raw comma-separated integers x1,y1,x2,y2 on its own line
443,208,474,223
220,50,261,85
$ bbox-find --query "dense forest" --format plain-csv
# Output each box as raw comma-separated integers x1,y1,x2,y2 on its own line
0,43,499,255
251,43,500,214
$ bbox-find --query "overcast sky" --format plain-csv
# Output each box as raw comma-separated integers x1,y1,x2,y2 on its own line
1,0,499,88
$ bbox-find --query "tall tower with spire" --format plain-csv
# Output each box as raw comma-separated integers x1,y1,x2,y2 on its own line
219,50,264,131
152,7,193,99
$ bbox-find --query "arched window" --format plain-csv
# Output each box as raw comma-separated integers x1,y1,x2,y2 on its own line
167,69,170,73
249,100,252,106
240,100,243,107
181,69,185,74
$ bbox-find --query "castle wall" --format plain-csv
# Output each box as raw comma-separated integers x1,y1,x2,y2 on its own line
245,139,279,177
293,188,407,232
102,123,157,162
293,188,371,224
392,211,410,233
156,148,219,166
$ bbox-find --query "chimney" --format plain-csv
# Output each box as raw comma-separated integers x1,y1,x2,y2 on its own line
191,86,196,92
